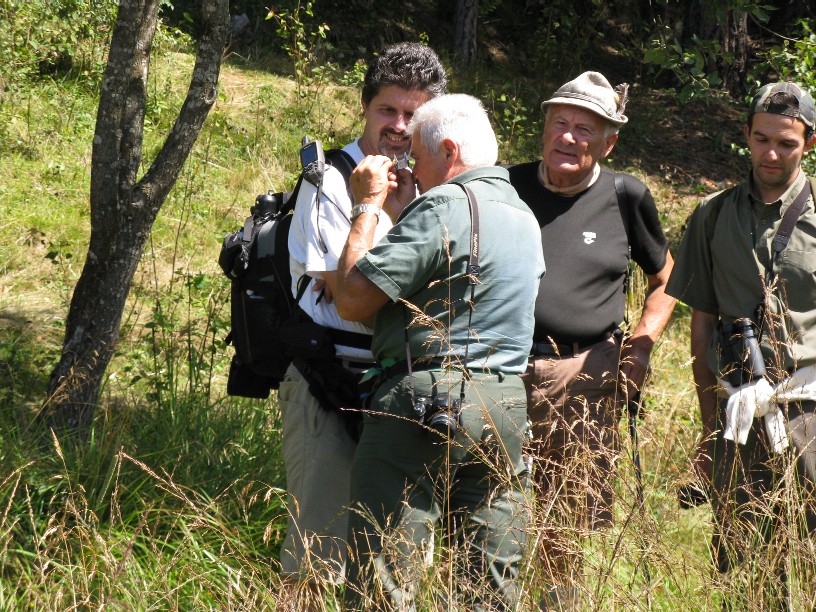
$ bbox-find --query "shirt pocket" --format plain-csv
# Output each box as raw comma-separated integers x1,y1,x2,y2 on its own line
778,249,816,312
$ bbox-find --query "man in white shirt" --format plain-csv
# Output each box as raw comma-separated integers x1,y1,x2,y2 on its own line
278,42,447,604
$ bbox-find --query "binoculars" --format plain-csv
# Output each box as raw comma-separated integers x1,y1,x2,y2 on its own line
717,318,767,387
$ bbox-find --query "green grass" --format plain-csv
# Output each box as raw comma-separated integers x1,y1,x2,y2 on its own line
1,35,814,609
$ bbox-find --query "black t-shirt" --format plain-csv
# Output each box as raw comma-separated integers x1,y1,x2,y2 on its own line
509,162,668,343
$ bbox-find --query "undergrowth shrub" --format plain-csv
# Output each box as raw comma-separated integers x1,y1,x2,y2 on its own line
760,18,816,174
0,0,118,89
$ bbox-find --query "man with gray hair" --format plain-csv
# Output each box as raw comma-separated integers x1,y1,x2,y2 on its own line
327,93,545,609
279,42,447,603
508,71,675,605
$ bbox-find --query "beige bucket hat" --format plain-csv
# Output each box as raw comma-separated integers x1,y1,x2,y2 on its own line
542,71,628,126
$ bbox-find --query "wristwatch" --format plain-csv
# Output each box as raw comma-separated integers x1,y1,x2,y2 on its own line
350,203,382,222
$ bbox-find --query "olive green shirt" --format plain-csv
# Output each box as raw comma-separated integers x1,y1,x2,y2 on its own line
357,166,545,374
667,170,816,374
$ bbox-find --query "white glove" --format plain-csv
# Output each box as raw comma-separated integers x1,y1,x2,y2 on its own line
720,377,789,453
722,377,774,445
764,410,789,454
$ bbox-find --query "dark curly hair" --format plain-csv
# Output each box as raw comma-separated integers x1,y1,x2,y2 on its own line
361,43,447,106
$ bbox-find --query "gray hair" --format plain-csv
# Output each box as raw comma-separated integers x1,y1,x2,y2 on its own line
406,94,498,167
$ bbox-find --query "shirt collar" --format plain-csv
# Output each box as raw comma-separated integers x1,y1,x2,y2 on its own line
444,165,508,185
748,168,807,213
537,161,601,196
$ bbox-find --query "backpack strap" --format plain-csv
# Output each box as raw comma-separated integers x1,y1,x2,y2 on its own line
772,179,812,256
758,180,812,339
292,148,358,296
326,148,357,186
614,174,634,327
326,148,357,203
613,173,631,245
313,148,358,253
295,273,312,304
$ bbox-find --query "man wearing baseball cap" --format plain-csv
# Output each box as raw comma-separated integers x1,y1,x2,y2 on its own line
668,81,816,606
508,72,676,606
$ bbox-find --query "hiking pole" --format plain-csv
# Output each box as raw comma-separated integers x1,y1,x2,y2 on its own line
627,392,652,591
627,393,646,508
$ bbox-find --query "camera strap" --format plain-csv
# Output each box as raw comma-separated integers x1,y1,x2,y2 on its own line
455,183,481,402
313,148,357,254
757,180,812,337
768,180,811,274
405,182,481,407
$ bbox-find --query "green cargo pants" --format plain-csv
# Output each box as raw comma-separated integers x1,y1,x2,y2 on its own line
344,369,531,610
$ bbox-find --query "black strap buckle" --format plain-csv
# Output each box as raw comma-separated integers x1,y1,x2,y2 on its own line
531,330,617,358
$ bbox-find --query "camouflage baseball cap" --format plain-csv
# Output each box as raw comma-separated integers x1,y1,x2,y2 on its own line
541,71,628,126
748,81,815,131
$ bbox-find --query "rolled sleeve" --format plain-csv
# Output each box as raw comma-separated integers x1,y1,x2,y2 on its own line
666,196,719,314
357,197,447,302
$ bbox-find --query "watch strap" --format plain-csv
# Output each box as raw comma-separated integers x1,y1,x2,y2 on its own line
350,203,382,221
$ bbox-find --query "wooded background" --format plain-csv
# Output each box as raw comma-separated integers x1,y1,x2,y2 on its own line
185,0,812,94
0,1,815,608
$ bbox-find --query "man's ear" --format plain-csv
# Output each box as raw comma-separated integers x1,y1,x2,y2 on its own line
442,138,458,164
805,131,816,154
602,133,619,158
743,123,751,142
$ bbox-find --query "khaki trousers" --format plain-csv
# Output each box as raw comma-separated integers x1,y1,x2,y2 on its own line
521,336,622,581
279,364,356,583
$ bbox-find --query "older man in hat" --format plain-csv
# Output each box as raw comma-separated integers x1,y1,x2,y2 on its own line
667,81,816,606
508,71,676,603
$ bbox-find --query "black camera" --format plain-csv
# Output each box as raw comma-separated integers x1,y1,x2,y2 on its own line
412,392,461,437
251,191,287,219
717,318,767,387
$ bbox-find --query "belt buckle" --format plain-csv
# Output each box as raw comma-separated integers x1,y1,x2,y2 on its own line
341,358,374,372
532,340,569,358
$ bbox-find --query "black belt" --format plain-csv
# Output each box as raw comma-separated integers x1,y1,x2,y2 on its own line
332,328,373,350
531,330,617,358
291,304,373,351
381,360,446,379
339,358,376,372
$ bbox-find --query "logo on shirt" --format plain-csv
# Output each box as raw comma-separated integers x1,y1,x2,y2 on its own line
583,231,596,245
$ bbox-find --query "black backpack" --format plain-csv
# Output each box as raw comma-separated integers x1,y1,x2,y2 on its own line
219,148,356,398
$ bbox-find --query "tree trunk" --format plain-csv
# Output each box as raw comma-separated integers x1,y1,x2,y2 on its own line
454,0,478,68
720,9,748,96
44,0,229,433
682,1,748,97
682,0,715,42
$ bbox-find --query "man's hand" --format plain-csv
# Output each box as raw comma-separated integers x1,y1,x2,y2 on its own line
619,335,652,400
311,276,332,303
383,166,417,222
350,155,395,208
